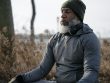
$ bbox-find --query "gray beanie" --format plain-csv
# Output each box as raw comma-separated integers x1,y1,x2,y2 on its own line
61,0,86,22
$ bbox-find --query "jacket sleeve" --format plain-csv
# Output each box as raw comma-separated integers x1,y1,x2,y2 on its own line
21,36,56,83
77,33,101,83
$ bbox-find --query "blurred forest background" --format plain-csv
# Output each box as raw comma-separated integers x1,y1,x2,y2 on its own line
0,0,110,83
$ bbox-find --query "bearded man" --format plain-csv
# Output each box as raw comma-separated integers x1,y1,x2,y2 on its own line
9,0,100,83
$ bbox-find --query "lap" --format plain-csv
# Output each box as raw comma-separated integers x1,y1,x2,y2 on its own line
32,80,56,83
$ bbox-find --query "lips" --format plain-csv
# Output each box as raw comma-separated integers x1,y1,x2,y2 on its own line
60,20,69,26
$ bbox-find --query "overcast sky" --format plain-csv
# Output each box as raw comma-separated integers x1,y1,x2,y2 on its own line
11,0,110,38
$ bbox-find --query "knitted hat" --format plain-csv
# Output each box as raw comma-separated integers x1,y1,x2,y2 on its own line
61,0,86,22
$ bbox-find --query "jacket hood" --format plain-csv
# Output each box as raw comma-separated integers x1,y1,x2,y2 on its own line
75,23,93,36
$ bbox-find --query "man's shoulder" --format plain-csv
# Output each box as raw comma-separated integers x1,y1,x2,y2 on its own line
81,32,98,40
48,32,61,45
50,32,61,41
80,32,100,47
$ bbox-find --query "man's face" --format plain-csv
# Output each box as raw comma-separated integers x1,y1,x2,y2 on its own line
60,8,76,26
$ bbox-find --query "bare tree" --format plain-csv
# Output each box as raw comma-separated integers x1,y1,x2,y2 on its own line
44,29,50,38
0,0,15,56
0,0,15,81
30,0,36,43
0,0,14,38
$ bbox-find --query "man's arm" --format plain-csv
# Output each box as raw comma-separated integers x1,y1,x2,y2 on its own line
78,33,101,83
22,42,55,82
14,35,56,83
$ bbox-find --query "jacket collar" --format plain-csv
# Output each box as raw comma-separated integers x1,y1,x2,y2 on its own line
63,23,93,36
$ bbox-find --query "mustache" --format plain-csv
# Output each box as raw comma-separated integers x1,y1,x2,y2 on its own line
60,18,81,26
60,20,69,26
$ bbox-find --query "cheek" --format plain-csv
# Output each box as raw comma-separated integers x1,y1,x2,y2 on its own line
68,16,75,21
68,17,74,21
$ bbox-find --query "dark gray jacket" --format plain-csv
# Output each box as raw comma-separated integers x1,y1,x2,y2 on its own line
21,24,100,83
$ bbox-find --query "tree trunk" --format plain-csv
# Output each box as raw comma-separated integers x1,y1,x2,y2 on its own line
0,0,15,56
0,0,15,39
30,0,36,43
0,0,15,81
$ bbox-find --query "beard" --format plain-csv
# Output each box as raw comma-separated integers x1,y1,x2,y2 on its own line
59,19,80,34
59,25,70,34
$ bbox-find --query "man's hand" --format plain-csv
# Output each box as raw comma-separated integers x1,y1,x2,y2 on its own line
9,75,24,83
8,77,18,83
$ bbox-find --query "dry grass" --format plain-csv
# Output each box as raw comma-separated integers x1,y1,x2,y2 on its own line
0,33,110,82
99,39,110,83
0,32,15,82
0,32,45,82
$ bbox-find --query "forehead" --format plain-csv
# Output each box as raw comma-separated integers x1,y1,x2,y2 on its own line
61,8,73,12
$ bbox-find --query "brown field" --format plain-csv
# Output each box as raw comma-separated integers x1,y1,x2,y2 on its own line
0,34,110,83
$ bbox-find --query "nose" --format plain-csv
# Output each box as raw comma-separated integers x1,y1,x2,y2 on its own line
61,12,66,19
